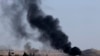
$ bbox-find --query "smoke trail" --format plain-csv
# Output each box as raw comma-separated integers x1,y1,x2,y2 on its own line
27,0,72,53
0,0,81,55
27,0,81,55
27,15,71,53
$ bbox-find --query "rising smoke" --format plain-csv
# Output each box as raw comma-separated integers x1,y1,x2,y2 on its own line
27,5,72,53
0,0,81,55
0,0,43,50
27,0,81,55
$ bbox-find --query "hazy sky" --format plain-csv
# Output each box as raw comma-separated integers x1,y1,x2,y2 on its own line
42,0,100,50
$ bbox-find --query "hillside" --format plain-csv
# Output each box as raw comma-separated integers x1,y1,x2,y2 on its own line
81,49,100,56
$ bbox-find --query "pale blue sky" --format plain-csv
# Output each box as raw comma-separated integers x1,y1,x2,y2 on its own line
42,0,100,50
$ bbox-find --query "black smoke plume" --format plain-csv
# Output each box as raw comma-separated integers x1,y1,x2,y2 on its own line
27,0,81,55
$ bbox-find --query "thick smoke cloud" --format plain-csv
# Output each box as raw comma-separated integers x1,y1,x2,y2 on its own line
27,14,71,53
0,0,81,55
27,0,81,55
28,15,69,48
